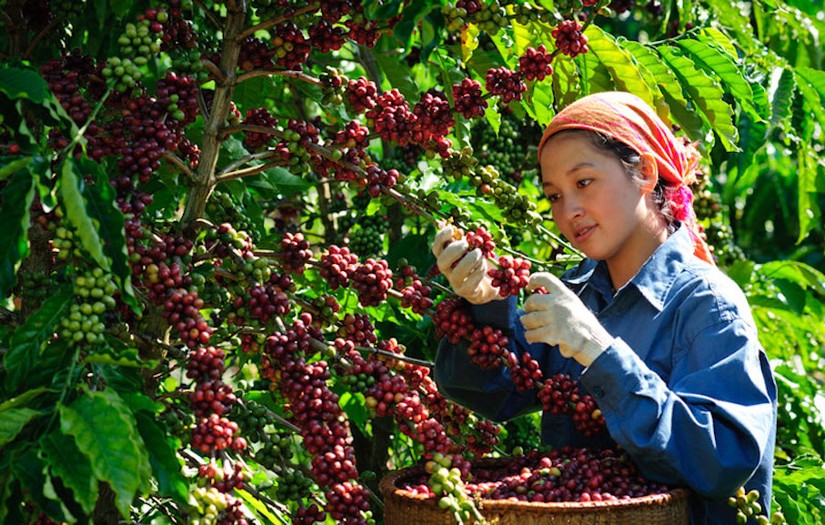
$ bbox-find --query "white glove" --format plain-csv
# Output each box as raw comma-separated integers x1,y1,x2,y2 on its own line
431,225,502,305
520,272,614,367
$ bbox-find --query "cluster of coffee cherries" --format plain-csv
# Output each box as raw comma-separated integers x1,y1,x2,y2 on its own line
489,255,532,297
539,373,606,437
401,447,671,505
728,487,785,525
189,485,248,525
425,453,484,524
443,0,508,34
552,20,589,58
60,268,117,347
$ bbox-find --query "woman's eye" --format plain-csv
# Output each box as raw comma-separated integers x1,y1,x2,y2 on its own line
577,178,592,188
547,194,560,203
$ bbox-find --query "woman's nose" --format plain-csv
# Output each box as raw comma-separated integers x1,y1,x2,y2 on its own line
560,196,584,222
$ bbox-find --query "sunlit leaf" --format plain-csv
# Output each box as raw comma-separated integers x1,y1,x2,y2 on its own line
678,37,765,122
769,67,796,130
577,50,614,96
584,26,656,109
656,45,739,151
622,40,695,133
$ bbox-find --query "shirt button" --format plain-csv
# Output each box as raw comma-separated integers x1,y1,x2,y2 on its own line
592,386,605,399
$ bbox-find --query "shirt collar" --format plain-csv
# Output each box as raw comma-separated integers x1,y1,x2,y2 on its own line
561,224,697,311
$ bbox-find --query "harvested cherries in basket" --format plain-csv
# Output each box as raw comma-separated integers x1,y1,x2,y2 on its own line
400,446,672,504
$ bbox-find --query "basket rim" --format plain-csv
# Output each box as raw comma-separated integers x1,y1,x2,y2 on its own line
379,458,691,513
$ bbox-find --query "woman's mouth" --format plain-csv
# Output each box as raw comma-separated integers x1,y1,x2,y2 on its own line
574,225,595,243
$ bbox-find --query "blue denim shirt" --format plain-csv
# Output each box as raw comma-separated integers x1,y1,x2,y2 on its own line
434,225,777,524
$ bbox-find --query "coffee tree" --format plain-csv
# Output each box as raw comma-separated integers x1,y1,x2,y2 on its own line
1,0,824,524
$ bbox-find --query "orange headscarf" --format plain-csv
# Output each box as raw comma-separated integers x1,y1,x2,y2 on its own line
537,91,714,265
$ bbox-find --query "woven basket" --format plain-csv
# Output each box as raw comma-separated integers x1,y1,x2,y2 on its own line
379,460,690,525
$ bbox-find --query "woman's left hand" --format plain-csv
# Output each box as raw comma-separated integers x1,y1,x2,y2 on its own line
520,272,614,367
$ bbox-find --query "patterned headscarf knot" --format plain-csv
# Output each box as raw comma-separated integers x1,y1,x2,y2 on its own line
537,91,715,265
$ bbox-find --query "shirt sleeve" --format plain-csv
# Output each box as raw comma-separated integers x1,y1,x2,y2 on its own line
579,315,777,501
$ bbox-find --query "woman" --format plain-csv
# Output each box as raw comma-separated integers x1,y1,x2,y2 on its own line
431,91,777,524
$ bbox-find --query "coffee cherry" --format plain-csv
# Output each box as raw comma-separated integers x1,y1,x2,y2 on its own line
552,20,589,58
485,67,526,103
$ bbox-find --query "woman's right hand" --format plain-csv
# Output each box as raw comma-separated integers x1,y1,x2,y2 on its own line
431,225,502,304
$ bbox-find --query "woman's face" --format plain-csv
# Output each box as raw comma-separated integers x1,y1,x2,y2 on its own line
540,132,663,279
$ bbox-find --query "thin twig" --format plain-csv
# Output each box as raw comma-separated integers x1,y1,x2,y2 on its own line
237,68,324,86
355,345,434,369
163,151,196,179
200,57,225,84
216,160,289,183
236,3,321,41
217,148,280,174
221,124,284,141
193,0,223,29
24,16,60,58
536,223,582,255
241,484,292,521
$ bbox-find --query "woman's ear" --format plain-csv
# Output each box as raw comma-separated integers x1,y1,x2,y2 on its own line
639,152,658,194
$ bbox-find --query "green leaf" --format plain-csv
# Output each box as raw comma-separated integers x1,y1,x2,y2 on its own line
796,144,820,244
0,167,36,300
83,345,146,367
24,337,76,394
78,157,136,306
487,27,517,69
796,67,825,102
0,387,50,412
108,0,133,19
3,289,73,393
769,67,796,130
0,68,51,103
374,51,418,102
792,71,825,144
120,392,164,415
0,467,12,524
59,159,110,271
678,37,765,122
550,57,580,110
656,44,738,151
706,0,758,54
232,75,277,114
725,259,755,288
483,103,502,136
584,26,656,109
525,79,555,127
260,166,312,196
577,49,614,96
11,447,72,522
59,389,152,518
133,412,188,504
699,27,740,62
0,156,31,183
757,261,825,297
622,40,693,132
461,24,481,65
511,18,534,56
235,488,288,524
0,407,42,448
339,391,368,434
40,430,98,513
